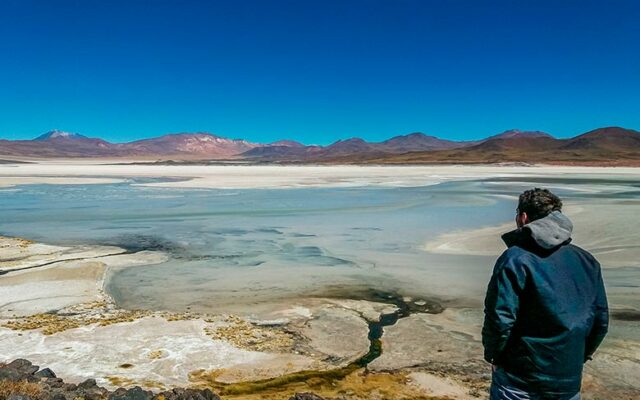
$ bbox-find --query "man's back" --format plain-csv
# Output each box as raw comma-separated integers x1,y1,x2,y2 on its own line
483,198,609,399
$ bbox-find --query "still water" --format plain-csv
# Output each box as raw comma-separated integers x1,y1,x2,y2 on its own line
1,176,639,315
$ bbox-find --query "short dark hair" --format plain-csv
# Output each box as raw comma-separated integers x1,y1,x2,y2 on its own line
518,188,562,221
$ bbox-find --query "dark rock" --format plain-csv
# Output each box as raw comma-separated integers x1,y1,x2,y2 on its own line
7,395,34,400
109,386,152,400
0,366,22,381
201,389,219,400
78,378,98,389
7,359,39,375
181,390,206,400
44,377,64,388
176,393,201,400
84,391,106,400
78,379,108,400
157,388,219,400
35,368,57,378
110,388,129,398
37,393,54,400
289,394,326,400
2,360,223,400
7,395,33,400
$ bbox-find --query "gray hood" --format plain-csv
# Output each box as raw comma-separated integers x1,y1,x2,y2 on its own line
524,211,573,249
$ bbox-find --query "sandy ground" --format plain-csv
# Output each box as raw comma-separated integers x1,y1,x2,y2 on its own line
1,162,640,189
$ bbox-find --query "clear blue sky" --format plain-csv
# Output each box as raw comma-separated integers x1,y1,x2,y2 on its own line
1,0,638,145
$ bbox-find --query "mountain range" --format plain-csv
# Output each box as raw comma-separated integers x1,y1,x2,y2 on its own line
1,127,639,165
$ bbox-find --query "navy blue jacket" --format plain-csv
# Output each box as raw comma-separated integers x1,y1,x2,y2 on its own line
482,211,609,397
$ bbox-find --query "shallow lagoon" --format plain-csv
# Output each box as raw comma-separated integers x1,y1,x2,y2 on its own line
1,176,639,317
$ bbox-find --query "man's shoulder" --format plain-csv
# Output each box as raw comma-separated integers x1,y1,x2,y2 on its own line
564,242,591,254
500,245,532,260
496,246,532,270
561,243,600,265
502,241,595,260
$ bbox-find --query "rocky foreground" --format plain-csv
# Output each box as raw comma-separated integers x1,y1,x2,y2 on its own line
0,359,326,400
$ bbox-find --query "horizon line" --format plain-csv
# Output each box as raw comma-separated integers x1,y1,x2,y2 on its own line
2,125,636,146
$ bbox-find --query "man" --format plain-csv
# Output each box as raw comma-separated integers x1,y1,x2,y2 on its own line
482,188,609,400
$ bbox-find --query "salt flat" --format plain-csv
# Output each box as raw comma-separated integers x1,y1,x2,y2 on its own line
1,161,640,189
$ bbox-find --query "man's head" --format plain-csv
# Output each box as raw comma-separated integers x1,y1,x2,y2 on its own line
516,188,563,228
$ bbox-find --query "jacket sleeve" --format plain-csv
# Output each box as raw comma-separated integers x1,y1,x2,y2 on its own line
482,251,527,364
585,263,609,361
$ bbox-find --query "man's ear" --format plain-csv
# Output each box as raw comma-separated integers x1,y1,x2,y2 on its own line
516,212,530,228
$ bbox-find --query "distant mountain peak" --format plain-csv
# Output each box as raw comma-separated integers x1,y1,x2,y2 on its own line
489,129,554,140
404,132,431,138
383,132,439,142
35,130,87,141
158,132,219,139
270,139,305,147
578,126,639,138
379,131,464,151
156,132,251,144
333,137,367,144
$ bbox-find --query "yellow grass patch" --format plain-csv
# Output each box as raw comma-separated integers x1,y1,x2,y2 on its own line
0,380,43,400
205,315,295,352
190,367,451,400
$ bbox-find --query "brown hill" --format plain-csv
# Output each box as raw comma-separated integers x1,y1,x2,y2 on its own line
0,131,259,159
123,133,258,158
242,133,468,162
317,131,558,163
560,127,640,152
241,144,323,160
0,130,118,158
358,127,640,165
484,129,554,140
241,137,378,161
323,138,376,154
269,140,306,147
377,132,467,152
1,127,639,165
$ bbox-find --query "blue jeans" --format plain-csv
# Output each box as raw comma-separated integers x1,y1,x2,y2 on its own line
490,367,581,400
